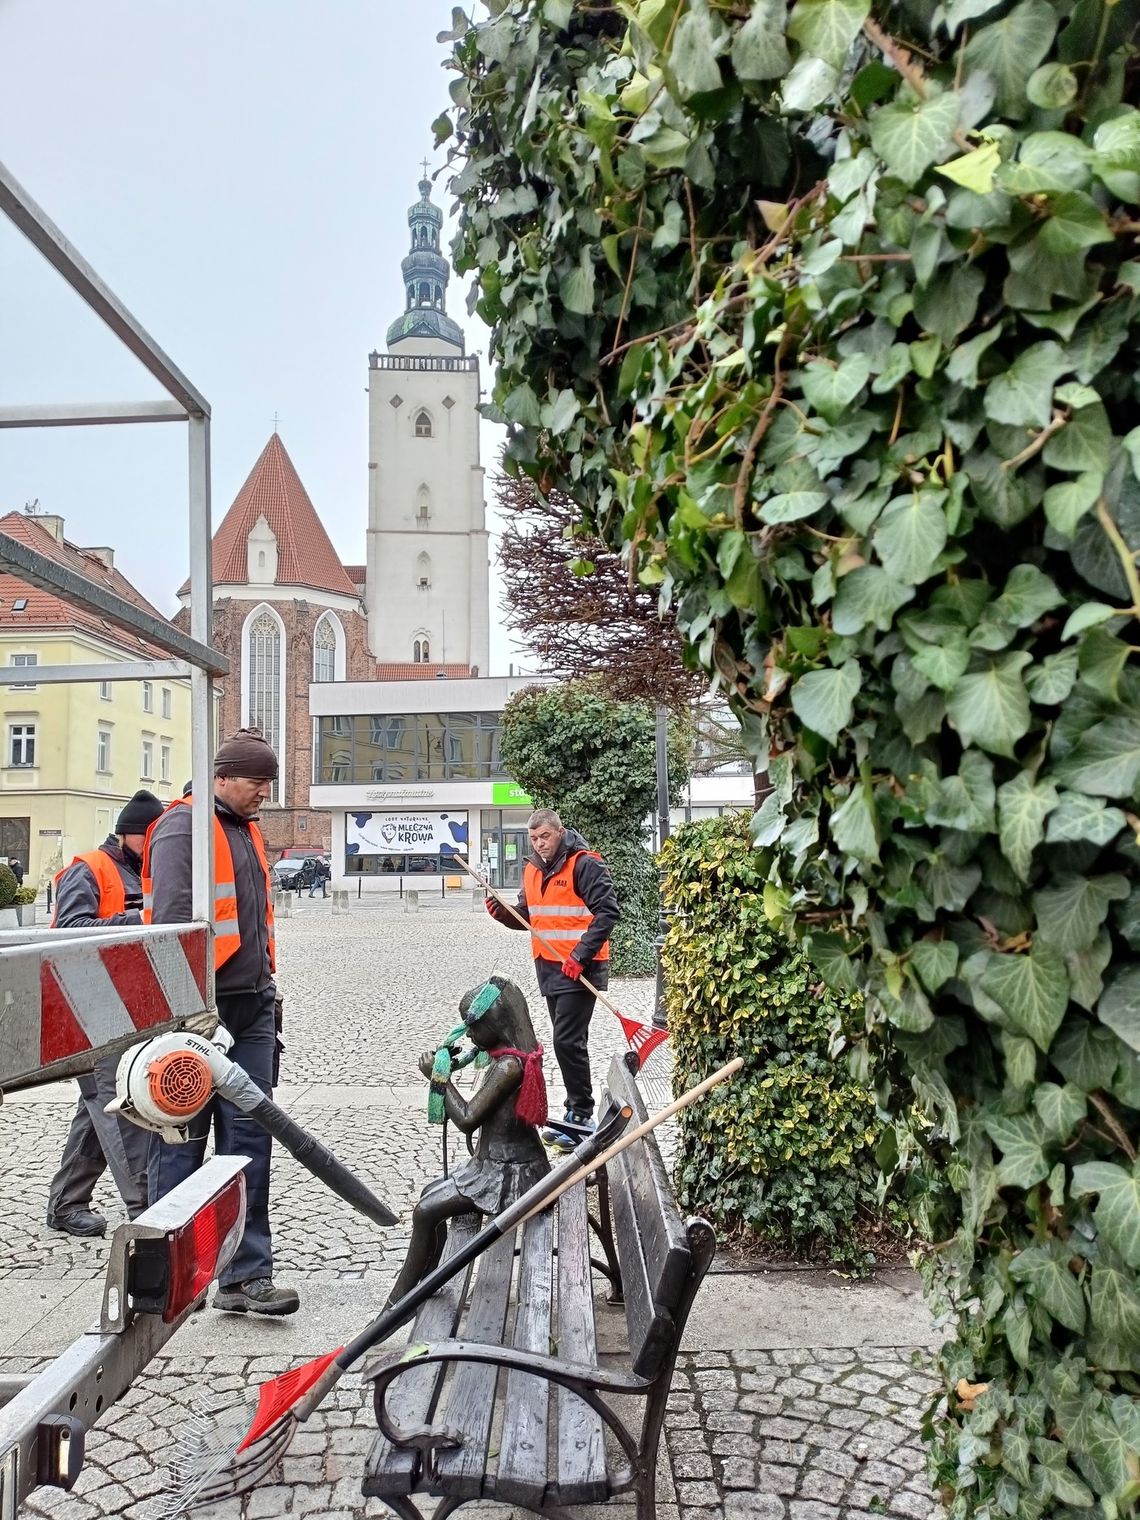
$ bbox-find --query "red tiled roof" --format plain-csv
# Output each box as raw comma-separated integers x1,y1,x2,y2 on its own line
179,434,357,599
343,563,367,584
372,662,476,680
0,512,175,659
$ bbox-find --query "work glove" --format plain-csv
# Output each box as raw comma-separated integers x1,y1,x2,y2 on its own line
561,956,583,981
485,897,499,918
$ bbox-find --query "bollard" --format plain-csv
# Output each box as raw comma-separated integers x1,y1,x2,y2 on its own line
274,888,292,919
331,888,350,916
472,888,487,913
404,888,420,913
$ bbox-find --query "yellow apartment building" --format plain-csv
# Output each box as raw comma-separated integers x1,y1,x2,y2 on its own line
0,509,193,885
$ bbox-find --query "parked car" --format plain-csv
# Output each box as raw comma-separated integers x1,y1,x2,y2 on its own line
270,859,305,891
280,847,330,863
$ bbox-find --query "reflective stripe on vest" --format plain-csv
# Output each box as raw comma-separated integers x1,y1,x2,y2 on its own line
51,849,127,924
522,851,610,966
141,798,275,973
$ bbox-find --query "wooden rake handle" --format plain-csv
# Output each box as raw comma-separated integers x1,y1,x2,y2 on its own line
453,852,626,1022
516,1056,744,1226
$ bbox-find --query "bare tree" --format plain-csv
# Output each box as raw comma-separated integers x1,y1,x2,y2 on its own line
495,473,704,710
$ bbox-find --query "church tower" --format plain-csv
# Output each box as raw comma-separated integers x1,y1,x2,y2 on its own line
364,175,489,674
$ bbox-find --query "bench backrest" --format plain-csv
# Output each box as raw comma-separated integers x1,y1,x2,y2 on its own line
604,1053,704,1379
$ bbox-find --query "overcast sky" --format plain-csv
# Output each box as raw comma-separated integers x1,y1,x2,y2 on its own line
0,0,526,672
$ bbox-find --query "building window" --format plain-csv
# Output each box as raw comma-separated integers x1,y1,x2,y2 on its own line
8,724,35,768
313,615,336,683
141,738,155,780
248,608,282,802
413,638,431,663
414,410,432,438
161,687,172,719
142,680,153,712
416,552,431,590
9,653,37,690
315,711,505,784
416,485,431,524
97,727,112,773
12,598,27,612
100,680,112,701
161,742,171,784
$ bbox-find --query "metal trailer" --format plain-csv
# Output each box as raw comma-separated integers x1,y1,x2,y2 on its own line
0,157,238,1516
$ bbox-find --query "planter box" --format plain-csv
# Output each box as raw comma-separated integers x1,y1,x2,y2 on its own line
0,908,18,931
16,904,37,926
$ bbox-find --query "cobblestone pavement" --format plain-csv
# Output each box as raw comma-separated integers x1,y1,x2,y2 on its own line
1,900,940,1520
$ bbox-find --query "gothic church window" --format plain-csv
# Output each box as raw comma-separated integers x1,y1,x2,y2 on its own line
413,637,430,664
313,615,336,683
414,410,432,438
416,552,431,589
416,485,431,523
247,607,283,802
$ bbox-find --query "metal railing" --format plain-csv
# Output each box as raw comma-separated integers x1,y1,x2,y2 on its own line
0,155,225,1047
367,351,478,372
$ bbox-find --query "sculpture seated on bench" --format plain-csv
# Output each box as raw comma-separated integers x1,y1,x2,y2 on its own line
384,975,550,1308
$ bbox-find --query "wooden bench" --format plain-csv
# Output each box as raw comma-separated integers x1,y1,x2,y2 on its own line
362,1052,715,1519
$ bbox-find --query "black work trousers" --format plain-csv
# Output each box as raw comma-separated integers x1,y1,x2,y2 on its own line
546,988,596,1117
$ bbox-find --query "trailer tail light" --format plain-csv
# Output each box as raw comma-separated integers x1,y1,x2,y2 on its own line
162,1172,246,1321
125,1171,247,1323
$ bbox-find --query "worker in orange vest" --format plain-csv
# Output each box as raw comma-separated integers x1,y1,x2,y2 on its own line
142,727,298,1317
45,789,166,1236
486,808,620,1152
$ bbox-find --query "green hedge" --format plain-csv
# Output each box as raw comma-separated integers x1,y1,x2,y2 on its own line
661,814,882,1263
0,864,17,909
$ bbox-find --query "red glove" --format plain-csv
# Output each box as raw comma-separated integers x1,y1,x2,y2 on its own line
561,956,583,981
485,898,499,918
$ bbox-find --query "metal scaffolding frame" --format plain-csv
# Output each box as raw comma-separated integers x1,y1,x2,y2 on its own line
0,156,225,1001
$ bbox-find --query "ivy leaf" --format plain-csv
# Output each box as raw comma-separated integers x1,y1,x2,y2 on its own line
1009,1238,1086,1331
731,0,790,79
869,91,960,185
1033,1081,1086,1143
1088,1261,1140,1372
981,943,1070,1051
1025,648,1079,706
758,490,830,524
781,53,839,111
1071,1161,1140,1267
937,138,1001,194
541,388,580,434
750,792,786,847
946,652,1033,757
1062,602,1119,640
801,354,871,422
1099,968,1140,1054
962,0,1057,120
997,772,1058,881
913,265,985,347
1053,716,1140,798
1026,62,1078,110
790,660,861,744
1037,192,1113,257
787,0,868,69
1042,400,1111,473
984,341,1068,429
670,4,726,99
1067,929,1112,1013
1034,873,1130,956
830,768,880,863
502,383,542,427
912,636,971,691
831,566,914,635
1043,471,1102,538
1052,1017,1122,1092
911,938,959,994
873,491,949,585
559,249,596,315
985,1111,1049,1188
1045,792,1126,847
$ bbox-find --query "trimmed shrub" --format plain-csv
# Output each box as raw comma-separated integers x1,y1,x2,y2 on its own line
0,864,17,909
662,815,881,1263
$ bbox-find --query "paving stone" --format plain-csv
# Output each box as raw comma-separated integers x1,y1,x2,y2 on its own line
796,1470,847,1504
790,1502,847,1520
724,1497,787,1520
755,1464,800,1496
889,1491,938,1520
677,1480,723,1507
246,1487,296,1516
674,1453,716,1481
712,1433,759,1459
759,1441,809,1467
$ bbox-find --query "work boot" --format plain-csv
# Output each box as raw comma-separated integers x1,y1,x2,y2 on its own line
214,1277,300,1316
541,1108,595,1154
46,1209,107,1238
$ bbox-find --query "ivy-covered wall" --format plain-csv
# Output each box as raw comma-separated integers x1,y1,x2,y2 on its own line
662,814,882,1263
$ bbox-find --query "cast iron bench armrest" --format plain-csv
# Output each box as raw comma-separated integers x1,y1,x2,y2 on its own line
370,1339,654,1470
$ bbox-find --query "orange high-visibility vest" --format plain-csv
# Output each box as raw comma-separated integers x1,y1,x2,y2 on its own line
141,798,275,973
51,849,127,924
522,851,611,967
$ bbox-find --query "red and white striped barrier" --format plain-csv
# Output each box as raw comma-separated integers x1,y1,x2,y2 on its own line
0,924,210,1089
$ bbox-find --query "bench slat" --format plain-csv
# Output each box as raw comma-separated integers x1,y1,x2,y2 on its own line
495,1208,554,1509
433,1227,517,1498
555,1184,608,1504
364,1215,477,1496
610,1144,681,1379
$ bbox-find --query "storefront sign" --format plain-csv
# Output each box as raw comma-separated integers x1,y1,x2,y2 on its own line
346,811,469,857
491,781,533,806
364,787,435,802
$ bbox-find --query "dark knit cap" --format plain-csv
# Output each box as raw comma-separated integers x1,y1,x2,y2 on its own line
214,726,279,781
116,789,165,835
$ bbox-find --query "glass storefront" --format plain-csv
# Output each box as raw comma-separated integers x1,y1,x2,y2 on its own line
315,712,504,784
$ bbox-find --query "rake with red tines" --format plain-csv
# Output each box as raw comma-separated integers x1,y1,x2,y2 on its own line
453,854,673,1075
161,1058,742,1515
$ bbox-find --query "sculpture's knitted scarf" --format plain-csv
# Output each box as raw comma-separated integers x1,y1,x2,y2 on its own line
487,1045,548,1128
